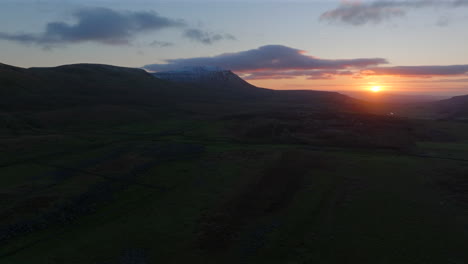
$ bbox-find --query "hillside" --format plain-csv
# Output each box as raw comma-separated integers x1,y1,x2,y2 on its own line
1,63,361,110
0,63,176,110
152,66,366,112
393,95,468,120
433,95,468,120
153,66,273,98
2,62,468,263
0,62,369,130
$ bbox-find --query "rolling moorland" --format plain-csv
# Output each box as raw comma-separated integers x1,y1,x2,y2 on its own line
1,62,468,263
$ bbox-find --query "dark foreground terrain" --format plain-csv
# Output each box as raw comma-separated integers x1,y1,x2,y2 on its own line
1,63,468,263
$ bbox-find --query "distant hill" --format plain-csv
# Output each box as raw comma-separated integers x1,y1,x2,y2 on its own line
152,66,365,112
152,66,273,98
431,95,468,120
0,63,177,111
153,66,232,82
0,62,369,129
271,90,364,110
0,62,365,111
391,94,468,120
0,63,188,129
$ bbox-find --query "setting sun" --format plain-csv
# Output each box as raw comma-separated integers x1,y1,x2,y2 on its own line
370,86,382,93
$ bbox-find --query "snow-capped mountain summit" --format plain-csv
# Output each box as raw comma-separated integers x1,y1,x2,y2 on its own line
151,65,272,98
152,66,237,83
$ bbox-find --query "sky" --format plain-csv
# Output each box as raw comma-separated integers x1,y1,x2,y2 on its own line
1,0,468,96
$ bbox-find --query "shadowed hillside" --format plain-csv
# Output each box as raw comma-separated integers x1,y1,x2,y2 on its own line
386,94,468,120
2,62,468,264
153,66,272,98
432,95,468,120
0,62,369,130
0,63,176,110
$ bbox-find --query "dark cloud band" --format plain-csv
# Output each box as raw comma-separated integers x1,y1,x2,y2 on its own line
143,45,388,72
0,7,234,47
183,28,236,45
0,8,185,46
144,45,468,82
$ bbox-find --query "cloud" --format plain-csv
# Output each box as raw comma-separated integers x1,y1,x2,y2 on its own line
360,65,468,77
241,70,354,80
143,45,388,72
0,7,237,48
149,40,174,47
391,77,468,84
320,0,468,26
0,32,42,43
144,44,468,82
183,28,236,45
0,7,185,46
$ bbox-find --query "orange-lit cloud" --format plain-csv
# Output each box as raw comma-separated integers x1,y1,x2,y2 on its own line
241,70,353,80
144,45,388,72
144,45,468,95
359,65,468,77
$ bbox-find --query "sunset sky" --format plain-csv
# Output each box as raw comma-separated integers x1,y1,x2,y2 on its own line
1,0,468,95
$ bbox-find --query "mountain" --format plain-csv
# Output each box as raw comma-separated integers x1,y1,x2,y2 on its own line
0,62,364,113
4,62,468,263
0,62,370,129
388,94,468,120
153,66,232,82
431,95,468,120
0,63,187,129
152,66,368,112
0,63,177,110
152,66,273,98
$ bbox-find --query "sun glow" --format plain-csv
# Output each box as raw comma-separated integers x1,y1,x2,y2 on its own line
370,86,382,93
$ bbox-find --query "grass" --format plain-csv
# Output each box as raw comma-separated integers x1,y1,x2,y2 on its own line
1,116,468,263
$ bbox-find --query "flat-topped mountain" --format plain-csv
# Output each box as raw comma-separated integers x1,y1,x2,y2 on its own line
150,66,367,111
152,66,273,98
153,66,232,82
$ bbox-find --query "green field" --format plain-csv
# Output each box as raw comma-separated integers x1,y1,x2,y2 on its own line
1,114,468,264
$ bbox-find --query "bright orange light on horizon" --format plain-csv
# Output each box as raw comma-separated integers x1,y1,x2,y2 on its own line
370,86,382,93
249,76,404,94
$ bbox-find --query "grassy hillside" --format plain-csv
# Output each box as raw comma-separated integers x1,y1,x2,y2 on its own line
383,94,468,120
0,63,178,110
1,63,468,263
1,113,468,263
0,63,367,132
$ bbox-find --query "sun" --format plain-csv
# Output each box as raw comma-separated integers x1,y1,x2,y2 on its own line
370,86,382,93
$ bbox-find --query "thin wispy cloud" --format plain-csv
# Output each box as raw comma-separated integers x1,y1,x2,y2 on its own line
183,28,236,45
320,0,468,26
361,65,468,77
143,45,388,73
149,40,174,47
